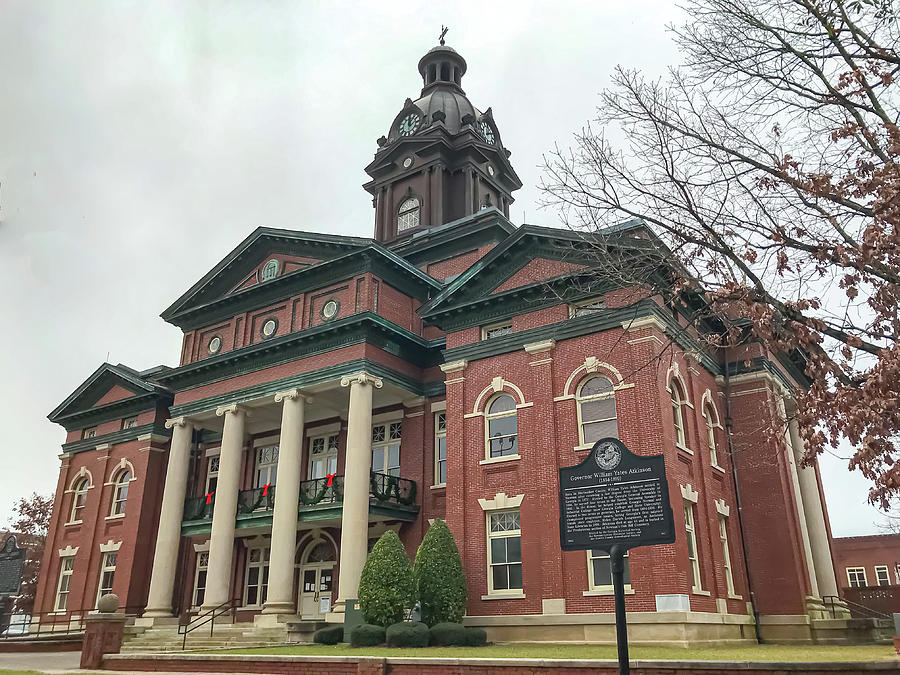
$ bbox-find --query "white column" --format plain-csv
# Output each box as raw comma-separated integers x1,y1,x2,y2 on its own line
144,417,194,617
332,371,382,615
263,389,310,615
781,398,820,599
789,418,840,598
203,403,247,610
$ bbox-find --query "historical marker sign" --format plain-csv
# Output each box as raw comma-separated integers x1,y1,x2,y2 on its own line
559,437,676,552
0,536,26,597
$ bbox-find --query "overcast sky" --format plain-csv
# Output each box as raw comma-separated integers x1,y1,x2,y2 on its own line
0,1,885,537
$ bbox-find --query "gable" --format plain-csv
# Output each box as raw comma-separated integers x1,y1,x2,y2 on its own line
230,253,323,294
93,385,136,407
491,258,585,295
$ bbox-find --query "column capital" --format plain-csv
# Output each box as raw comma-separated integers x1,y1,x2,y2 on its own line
524,339,555,355
440,360,468,374
215,403,249,418
340,371,384,389
164,416,191,430
274,388,313,404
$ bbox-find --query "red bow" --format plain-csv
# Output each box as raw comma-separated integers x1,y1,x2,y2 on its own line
326,473,335,487
205,492,214,505
262,483,271,496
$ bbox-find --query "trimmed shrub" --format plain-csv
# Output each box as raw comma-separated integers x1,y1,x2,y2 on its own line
463,626,488,647
428,622,467,646
385,621,429,648
358,530,415,627
413,519,467,626
350,623,385,647
313,624,344,645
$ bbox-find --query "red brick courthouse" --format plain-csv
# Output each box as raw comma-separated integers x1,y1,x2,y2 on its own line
34,42,860,646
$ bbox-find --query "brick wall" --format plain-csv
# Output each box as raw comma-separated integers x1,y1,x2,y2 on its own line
833,534,900,589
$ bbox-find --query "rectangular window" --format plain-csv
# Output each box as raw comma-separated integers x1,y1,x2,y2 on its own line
372,422,401,476
487,510,522,594
54,556,75,612
82,427,97,440
254,445,279,488
718,515,735,596
122,417,138,430
569,297,606,318
96,552,117,607
684,501,702,591
308,434,339,480
205,455,219,495
875,565,890,586
244,546,270,607
847,566,867,588
434,413,447,486
588,549,630,590
481,322,512,340
193,551,209,607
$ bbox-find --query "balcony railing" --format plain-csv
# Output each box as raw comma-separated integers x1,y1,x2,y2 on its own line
182,472,418,524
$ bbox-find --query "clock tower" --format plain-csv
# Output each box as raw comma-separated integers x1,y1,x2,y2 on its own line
363,40,522,243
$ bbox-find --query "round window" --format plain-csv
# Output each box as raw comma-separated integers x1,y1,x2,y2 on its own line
402,157,413,168
208,336,222,354
322,300,339,320
261,318,278,338
487,164,495,176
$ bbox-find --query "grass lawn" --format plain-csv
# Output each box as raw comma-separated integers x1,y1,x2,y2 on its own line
226,642,897,662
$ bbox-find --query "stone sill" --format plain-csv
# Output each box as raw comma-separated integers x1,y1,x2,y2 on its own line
64,521,82,527
104,514,125,521
479,455,520,466
480,592,526,601
712,464,727,475
430,484,446,490
676,444,693,456
583,588,635,597
692,589,711,596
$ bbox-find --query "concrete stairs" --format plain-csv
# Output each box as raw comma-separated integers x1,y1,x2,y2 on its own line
121,620,321,653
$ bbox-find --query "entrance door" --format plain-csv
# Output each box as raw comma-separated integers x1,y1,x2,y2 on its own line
308,434,338,480
299,566,333,619
297,538,336,619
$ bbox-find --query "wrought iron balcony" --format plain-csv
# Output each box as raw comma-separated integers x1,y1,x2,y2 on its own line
181,471,419,533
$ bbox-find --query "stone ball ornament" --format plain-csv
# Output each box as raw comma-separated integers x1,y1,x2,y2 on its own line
97,593,119,613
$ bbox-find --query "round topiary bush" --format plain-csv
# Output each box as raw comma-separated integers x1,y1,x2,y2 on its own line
428,621,467,646
313,624,344,645
350,623,386,647
413,519,467,626
358,530,415,627
385,621,429,648
464,626,488,647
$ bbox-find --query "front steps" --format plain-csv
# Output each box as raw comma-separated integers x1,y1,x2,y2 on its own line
121,619,326,652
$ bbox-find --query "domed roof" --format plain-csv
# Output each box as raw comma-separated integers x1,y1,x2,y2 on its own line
410,88,482,137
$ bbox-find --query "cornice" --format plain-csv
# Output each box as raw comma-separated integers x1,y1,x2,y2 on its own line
49,392,172,432
156,312,442,391
61,423,171,455
169,357,444,419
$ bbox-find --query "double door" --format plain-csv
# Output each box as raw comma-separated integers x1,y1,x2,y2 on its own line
299,565,333,619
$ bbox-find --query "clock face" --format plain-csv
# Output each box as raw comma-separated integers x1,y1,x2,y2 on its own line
208,336,222,355
399,113,420,136
479,121,495,144
262,319,277,338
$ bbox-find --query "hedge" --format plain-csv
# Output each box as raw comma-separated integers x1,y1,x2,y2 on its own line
312,624,344,645
428,622,467,646
413,519,467,626
385,621,429,648
350,623,385,647
358,530,415,627
464,626,488,646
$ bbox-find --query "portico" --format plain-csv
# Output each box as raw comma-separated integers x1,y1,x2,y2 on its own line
141,370,421,625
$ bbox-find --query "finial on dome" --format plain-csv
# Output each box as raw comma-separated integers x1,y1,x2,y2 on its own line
439,25,448,46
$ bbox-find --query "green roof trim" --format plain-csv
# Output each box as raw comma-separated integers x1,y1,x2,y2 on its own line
61,423,171,455
156,312,443,391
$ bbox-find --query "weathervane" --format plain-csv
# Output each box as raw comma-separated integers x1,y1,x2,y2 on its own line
439,25,448,46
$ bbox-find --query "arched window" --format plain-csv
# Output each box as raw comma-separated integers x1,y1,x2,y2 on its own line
109,469,131,517
577,376,617,445
69,478,90,523
670,379,687,448
397,197,420,232
705,403,719,467
485,394,518,459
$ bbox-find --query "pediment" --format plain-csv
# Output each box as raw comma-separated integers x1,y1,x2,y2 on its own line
49,363,171,425
161,228,372,324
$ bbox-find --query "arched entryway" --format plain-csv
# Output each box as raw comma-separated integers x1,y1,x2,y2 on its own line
296,535,336,619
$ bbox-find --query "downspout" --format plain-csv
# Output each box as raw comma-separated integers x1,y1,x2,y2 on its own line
723,356,763,643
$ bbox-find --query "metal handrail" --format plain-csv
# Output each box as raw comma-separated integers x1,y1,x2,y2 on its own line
177,597,239,650
0,603,144,639
822,594,892,620
237,485,275,514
